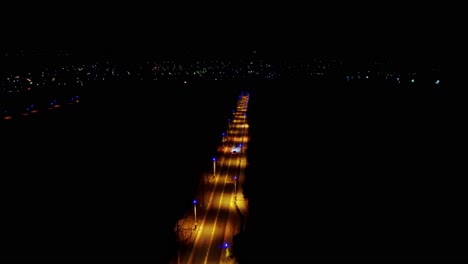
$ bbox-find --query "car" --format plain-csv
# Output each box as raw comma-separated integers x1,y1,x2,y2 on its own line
231,145,241,154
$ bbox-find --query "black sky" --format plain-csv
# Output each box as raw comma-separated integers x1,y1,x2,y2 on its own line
1,2,457,63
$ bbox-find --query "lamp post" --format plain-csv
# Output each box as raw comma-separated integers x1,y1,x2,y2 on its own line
234,176,237,201
193,199,197,230
212,157,216,178
223,242,230,262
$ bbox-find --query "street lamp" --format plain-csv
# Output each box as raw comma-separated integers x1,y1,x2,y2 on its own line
234,176,237,200
193,199,197,229
223,242,231,262
212,157,216,177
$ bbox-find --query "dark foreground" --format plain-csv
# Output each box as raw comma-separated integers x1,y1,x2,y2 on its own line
2,77,465,263
235,78,467,263
1,80,241,263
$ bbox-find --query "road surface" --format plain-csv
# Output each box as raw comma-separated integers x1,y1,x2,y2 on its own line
174,92,249,264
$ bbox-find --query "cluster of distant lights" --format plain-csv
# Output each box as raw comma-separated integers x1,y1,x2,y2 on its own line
345,75,441,85
2,58,440,100
1,95,79,120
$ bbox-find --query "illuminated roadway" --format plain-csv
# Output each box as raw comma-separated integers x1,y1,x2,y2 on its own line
174,92,249,264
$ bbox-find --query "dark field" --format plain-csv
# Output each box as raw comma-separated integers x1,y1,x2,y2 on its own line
2,77,464,263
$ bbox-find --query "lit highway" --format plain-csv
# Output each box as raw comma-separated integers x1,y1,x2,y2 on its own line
173,92,249,264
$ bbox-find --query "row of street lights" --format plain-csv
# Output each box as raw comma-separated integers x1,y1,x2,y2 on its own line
179,94,247,263
191,96,246,231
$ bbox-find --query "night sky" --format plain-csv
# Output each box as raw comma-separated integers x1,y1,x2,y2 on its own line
1,2,456,61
